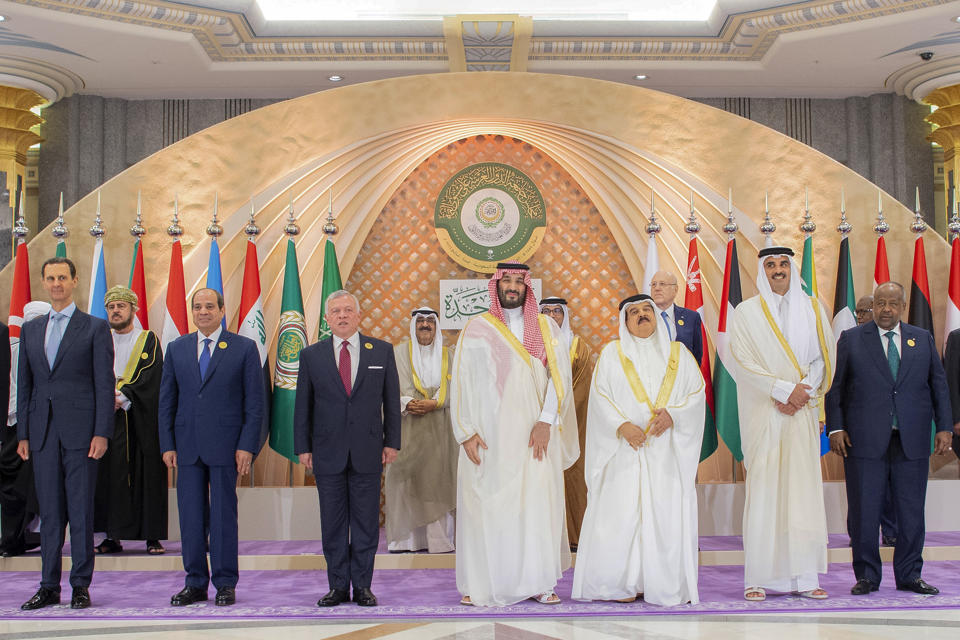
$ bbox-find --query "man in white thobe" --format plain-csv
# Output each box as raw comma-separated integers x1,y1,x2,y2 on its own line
731,246,835,601
451,262,579,607
572,294,705,606
385,307,457,553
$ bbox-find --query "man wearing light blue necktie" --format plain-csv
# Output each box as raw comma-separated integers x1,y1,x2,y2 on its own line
17,257,114,611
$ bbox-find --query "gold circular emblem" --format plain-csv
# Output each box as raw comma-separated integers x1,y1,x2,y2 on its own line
364,342,373,350
907,338,916,347
218,341,228,349
552,338,559,346
677,319,685,326
140,352,148,360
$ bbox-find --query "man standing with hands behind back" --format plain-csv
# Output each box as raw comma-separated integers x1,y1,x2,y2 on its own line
826,281,952,596
159,288,264,607
18,257,114,610
294,290,401,608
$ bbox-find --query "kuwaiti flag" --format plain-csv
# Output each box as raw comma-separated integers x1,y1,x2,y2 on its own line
641,233,660,295
237,238,272,453
87,237,108,320
945,235,960,348
874,236,890,291
684,236,717,462
832,236,857,338
206,236,226,329
908,235,934,334
160,239,188,353
714,238,743,461
128,239,149,330
800,234,830,456
317,236,343,340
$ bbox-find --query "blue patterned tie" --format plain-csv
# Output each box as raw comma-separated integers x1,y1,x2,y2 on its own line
199,338,212,380
45,313,64,369
661,310,673,340
886,330,900,428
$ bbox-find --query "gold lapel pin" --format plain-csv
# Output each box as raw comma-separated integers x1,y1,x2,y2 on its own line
677,319,685,326
218,341,228,349
364,342,373,350
906,338,916,347
140,352,149,360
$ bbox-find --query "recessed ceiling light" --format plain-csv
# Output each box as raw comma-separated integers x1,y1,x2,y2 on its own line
953,16,960,23
0,16,7,22
635,74,648,80
328,75,343,82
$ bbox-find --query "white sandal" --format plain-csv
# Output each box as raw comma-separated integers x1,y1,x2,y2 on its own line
530,592,561,604
797,588,828,599
744,587,766,601
460,595,473,606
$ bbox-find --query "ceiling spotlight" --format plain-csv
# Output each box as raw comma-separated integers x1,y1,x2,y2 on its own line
328,75,343,82
953,16,960,23
0,15,7,22
634,74,648,80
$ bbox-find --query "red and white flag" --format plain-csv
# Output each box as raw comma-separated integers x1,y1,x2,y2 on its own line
684,236,717,461
945,235,960,347
237,238,267,366
873,236,890,291
130,239,149,330
160,239,188,352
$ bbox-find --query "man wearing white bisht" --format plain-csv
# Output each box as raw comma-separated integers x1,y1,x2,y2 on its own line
385,307,457,553
731,246,835,601
451,262,579,607
572,294,705,606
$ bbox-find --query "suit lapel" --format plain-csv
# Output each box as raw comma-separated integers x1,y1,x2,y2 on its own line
352,334,370,395
51,311,88,372
672,304,684,341
863,322,895,385
896,325,916,384
200,331,229,388
185,332,202,387
320,339,347,398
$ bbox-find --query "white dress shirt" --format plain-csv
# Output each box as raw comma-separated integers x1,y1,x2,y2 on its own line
45,302,76,353
333,332,360,387
658,303,676,340
197,325,223,360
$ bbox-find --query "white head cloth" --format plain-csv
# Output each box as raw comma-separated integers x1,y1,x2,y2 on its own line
539,298,573,350
755,252,820,367
24,301,52,321
410,306,442,389
619,298,671,394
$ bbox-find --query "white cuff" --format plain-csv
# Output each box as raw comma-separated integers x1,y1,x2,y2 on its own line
771,380,794,404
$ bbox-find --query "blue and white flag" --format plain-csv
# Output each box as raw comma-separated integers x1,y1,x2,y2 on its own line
87,237,108,319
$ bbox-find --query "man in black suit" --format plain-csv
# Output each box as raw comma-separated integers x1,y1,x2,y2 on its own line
17,257,114,610
827,281,952,596
649,270,703,362
294,289,401,607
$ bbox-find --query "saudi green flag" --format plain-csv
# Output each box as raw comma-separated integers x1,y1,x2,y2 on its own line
269,238,307,463
55,241,66,257
317,236,343,340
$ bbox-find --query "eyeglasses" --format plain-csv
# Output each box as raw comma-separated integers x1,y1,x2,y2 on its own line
649,281,677,289
855,308,872,315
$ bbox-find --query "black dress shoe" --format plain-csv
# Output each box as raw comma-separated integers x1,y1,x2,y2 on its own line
71,587,91,609
215,587,236,606
353,587,378,607
21,587,60,610
897,578,939,595
171,586,208,606
851,579,879,595
882,535,897,547
317,588,349,607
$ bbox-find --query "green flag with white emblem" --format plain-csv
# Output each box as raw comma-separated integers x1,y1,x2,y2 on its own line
270,238,307,462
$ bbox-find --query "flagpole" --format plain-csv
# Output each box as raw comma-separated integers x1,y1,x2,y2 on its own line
243,199,261,488
723,190,739,482
52,191,68,256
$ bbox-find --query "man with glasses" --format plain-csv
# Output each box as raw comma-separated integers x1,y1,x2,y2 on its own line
649,271,703,363
855,296,874,325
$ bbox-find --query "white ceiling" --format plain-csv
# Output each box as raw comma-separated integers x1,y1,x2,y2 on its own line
1,0,959,101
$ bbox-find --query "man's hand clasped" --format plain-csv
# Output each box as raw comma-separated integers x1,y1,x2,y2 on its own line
529,421,552,461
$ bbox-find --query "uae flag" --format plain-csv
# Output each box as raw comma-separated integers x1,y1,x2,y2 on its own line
128,239,149,330
160,239,188,353
713,238,743,461
270,238,308,462
317,236,343,340
684,236,717,461
874,236,890,290
238,238,273,453
945,235,960,347
799,234,830,456
832,236,857,338
908,236,934,333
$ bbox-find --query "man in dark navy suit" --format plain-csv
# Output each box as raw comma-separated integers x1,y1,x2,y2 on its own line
17,257,114,610
826,281,952,596
294,289,401,607
649,270,703,362
159,288,263,607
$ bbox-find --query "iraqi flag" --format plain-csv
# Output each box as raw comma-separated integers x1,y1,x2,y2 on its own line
128,239,149,330
713,238,743,461
160,239,188,353
908,236,934,334
832,236,857,338
873,236,890,291
684,236,717,462
237,238,272,453
944,236,960,348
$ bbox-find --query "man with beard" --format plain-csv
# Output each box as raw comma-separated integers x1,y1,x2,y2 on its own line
385,307,458,553
451,263,579,607
730,247,835,602
827,282,951,596
572,294,705,606
93,285,167,555
538,296,593,549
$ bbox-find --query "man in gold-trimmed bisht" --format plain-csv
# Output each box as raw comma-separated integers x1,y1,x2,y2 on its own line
385,307,458,553
538,296,593,549
93,285,167,555
572,294,705,606
731,247,835,601
451,263,579,607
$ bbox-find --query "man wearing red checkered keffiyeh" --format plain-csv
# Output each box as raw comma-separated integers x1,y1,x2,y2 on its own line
449,262,580,608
